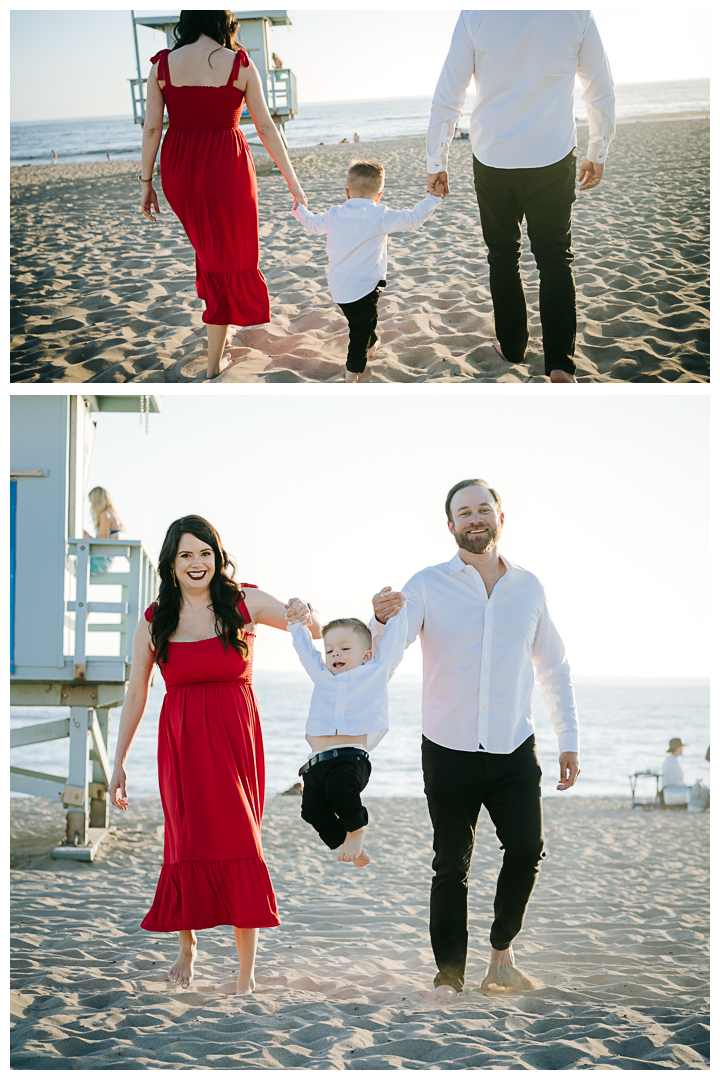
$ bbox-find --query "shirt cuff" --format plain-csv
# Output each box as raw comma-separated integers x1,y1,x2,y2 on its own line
558,732,580,754
427,156,448,174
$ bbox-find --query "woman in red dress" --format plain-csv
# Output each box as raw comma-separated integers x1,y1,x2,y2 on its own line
138,11,307,378
108,515,321,994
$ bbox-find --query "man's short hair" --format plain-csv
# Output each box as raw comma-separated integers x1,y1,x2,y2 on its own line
322,617,372,651
347,160,385,196
445,478,502,521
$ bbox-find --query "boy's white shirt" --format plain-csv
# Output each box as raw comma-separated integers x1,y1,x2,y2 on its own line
289,607,408,751
292,194,441,305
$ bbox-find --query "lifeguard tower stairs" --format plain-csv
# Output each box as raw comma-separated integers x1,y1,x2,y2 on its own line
10,395,160,861
129,10,298,147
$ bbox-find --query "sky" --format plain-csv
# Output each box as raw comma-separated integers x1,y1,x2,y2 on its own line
10,7,712,123
76,391,711,679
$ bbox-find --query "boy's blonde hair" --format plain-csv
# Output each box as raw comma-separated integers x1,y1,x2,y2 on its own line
322,617,372,652
347,160,385,197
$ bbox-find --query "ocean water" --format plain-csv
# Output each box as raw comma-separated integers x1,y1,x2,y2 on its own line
10,80,709,167
10,675,710,803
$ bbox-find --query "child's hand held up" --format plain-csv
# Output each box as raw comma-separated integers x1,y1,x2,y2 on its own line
286,597,312,625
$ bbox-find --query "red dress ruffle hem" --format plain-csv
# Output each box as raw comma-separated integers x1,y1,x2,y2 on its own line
151,48,271,327
141,586,280,932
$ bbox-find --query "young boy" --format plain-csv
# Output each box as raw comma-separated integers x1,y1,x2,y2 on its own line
286,596,407,866
292,160,442,382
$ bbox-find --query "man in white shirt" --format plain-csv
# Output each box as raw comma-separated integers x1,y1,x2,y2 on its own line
294,159,441,382
426,11,615,383
371,478,580,996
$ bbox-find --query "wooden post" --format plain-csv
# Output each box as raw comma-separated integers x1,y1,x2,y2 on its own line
90,707,110,828
63,706,91,845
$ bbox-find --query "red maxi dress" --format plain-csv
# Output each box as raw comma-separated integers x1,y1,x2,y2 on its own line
141,587,280,932
151,48,271,327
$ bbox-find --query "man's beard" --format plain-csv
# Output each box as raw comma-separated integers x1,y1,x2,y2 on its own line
454,523,499,555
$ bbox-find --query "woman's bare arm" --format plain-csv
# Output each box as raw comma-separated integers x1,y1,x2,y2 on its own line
108,617,156,809
244,588,323,639
240,61,307,209
140,64,165,222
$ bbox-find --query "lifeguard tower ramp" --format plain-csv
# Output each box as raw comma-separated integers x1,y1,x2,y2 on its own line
129,10,297,146
10,395,160,861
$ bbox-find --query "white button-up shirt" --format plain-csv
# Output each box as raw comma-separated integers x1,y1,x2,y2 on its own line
661,755,685,789
290,607,408,751
370,552,579,755
427,10,615,172
293,194,441,305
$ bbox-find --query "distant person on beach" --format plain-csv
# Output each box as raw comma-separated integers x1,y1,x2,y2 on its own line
293,159,442,381
272,52,283,69
139,10,307,379
353,132,361,143
83,486,122,577
371,478,580,998
108,514,322,994
285,598,407,866
51,150,57,164
426,11,615,382
662,737,686,788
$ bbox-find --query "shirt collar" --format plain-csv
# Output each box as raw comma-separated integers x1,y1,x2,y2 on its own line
445,550,514,575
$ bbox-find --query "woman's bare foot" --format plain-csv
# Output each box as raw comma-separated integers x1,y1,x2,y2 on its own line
167,931,197,989
338,826,366,862
207,353,237,379
549,368,577,382
236,974,256,996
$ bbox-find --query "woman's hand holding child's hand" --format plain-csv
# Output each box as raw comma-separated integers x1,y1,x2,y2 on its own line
286,597,312,625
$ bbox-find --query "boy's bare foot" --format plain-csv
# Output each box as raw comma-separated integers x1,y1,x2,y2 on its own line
167,932,197,989
367,336,379,359
421,983,459,1000
549,368,578,382
352,849,371,867
338,826,366,862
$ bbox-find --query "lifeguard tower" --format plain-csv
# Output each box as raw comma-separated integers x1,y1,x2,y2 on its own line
10,395,160,861
129,10,297,147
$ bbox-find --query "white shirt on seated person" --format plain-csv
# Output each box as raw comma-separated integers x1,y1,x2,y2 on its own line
661,753,685,789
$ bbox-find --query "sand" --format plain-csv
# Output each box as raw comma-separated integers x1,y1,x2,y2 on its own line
11,794,709,1069
10,117,709,383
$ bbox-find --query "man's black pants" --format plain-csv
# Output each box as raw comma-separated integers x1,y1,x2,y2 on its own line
337,279,386,373
473,149,578,376
422,734,545,993
300,753,371,850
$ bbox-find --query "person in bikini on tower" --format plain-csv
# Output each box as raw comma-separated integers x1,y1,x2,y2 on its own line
285,596,407,866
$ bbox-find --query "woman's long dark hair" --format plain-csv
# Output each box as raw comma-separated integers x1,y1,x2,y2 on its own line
172,10,242,58
151,515,249,665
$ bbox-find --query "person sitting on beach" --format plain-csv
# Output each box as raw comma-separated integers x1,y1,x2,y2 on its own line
662,737,686,789
292,160,442,382
285,597,407,866
353,132,361,143
83,486,122,577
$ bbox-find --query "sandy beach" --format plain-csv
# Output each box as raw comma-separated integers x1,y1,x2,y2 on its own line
10,117,709,384
11,794,709,1069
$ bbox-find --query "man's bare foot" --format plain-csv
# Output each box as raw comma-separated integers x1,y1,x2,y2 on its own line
352,849,371,867
367,337,379,359
549,368,577,382
345,368,369,383
421,983,459,1000
338,826,366,862
345,370,358,383
167,932,197,989
492,339,507,361
481,945,539,994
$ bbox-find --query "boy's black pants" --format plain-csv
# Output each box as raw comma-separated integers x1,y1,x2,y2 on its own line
338,279,386,373
473,149,578,376
422,733,546,993
301,752,372,850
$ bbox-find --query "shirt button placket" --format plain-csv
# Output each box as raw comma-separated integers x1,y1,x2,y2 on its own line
479,601,493,749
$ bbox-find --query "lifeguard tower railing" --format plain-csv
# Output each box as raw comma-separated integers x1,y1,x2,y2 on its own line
129,10,298,146
11,538,157,858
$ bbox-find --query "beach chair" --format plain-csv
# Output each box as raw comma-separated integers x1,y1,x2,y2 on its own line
659,785,691,811
628,770,661,809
